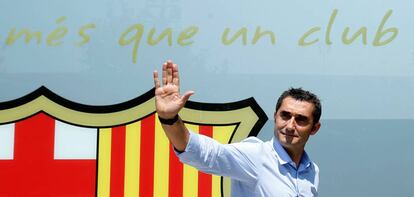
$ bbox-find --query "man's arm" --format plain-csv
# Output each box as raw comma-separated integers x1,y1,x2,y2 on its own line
153,60,258,182
153,60,194,151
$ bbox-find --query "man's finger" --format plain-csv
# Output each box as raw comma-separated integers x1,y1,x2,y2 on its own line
181,91,195,105
172,63,180,86
162,62,167,85
167,61,173,84
153,70,160,88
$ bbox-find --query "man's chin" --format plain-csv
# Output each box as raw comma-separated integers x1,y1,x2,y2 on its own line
278,137,296,147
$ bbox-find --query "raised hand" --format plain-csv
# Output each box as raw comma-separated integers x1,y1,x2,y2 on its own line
153,60,194,119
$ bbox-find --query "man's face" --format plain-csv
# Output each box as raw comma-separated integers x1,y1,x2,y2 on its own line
274,97,320,151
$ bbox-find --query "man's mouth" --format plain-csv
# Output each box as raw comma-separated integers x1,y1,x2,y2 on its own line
280,130,298,137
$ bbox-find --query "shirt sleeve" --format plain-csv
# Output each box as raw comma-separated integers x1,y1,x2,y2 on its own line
177,131,259,183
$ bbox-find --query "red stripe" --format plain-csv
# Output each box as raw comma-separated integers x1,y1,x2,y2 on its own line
169,145,183,197
12,113,55,196
14,113,55,161
139,114,156,197
110,126,126,197
198,125,213,197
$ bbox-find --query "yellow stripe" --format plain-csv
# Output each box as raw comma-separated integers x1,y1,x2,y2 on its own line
183,124,199,197
97,128,112,197
212,125,235,144
212,174,221,197
124,121,141,197
153,115,170,197
212,125,236,197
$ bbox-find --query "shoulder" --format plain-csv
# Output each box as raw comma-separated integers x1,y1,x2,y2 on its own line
236,137,267,148
240,136,265,144
229,137,269,155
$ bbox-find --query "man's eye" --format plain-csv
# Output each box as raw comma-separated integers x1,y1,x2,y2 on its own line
296,117,309,125
280,112,291,120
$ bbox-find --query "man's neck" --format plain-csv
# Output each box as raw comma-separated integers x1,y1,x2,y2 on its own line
284,146,305,167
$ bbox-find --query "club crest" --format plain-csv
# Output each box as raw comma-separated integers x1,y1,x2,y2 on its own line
0,86,267,197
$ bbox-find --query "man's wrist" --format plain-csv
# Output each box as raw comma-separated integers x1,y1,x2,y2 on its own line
158,114,179,125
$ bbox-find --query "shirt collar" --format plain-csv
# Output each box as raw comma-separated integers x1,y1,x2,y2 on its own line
272,137,292,165
299,151,312,171
272,137,312,170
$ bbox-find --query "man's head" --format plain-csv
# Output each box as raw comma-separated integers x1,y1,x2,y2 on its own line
274,88,322,151
275,88,322,124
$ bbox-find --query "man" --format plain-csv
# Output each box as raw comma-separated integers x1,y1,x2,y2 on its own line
153,60,322,197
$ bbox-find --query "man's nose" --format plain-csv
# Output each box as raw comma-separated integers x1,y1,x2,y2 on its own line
286,117,296,131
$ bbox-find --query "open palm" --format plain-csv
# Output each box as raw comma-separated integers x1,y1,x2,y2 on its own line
153,60,194,119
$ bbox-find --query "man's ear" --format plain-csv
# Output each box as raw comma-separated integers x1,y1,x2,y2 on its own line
310,122,321,135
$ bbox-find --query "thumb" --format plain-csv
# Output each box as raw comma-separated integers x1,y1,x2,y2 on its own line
181,91,194,105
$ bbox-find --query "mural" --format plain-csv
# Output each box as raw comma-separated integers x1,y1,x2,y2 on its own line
2,1,414,196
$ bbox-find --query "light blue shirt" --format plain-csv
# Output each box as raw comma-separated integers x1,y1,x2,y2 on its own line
178,132,319,197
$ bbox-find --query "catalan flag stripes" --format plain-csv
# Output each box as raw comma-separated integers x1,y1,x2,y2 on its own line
97,114,236,197
154,115,170,197
183,124,199,197
124,122,141,196
198,126,213,197
97,128,111,197
110,126,126,196
140,114,156,197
